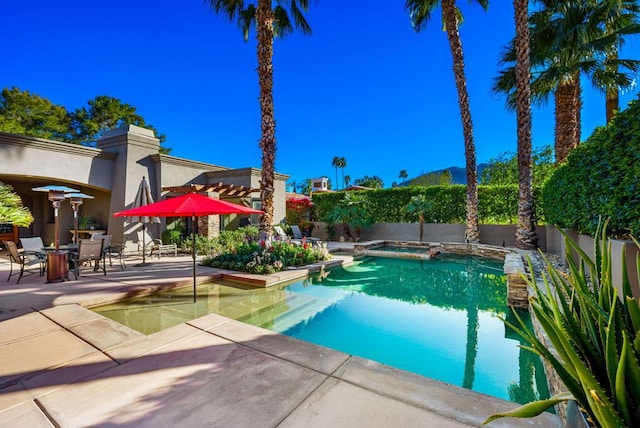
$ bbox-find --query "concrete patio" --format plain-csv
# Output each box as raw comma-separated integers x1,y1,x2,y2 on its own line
0,249,561,427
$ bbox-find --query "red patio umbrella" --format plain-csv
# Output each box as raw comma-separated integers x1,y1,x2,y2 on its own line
114,192,263,302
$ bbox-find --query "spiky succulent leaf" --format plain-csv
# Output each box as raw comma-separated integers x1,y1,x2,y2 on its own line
483,392,575,424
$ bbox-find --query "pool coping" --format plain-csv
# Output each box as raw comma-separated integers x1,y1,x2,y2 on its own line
0,249,561,427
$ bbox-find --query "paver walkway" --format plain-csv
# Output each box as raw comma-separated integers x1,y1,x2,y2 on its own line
0,249,561,427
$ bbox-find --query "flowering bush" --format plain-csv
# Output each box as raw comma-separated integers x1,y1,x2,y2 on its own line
202,238,330,274
285,196,314,225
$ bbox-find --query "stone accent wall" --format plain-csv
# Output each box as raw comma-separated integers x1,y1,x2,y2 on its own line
197,215,220,239
504,253,529,309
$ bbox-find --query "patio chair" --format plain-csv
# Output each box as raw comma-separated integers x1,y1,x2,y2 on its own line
19,237,47,258
137,229,177,259
69,239,105,279
92,234,125,270
4,240,46,284
290,225,322,245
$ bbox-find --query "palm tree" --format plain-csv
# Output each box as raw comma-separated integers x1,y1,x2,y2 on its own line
495,0,640,163
206,0,312,238
344,174,351,188
405,0,486,243
331,156,341,190
339,157,347,189
594,0,640,122
399,169,408,183
513,0,537,250
406,194,434,241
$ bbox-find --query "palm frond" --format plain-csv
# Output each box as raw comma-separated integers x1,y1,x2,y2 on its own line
289,0,312,35
404,0,438,32
239,4,256,41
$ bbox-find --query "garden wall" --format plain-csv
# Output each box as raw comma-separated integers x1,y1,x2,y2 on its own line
545,225,640,298
311,221,638,297
311,222,547,249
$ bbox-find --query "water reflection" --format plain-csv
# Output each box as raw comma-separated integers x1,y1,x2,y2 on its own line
94,255,549,403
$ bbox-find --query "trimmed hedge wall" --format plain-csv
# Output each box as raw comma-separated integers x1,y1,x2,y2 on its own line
542,95,640,239
312,185,544,225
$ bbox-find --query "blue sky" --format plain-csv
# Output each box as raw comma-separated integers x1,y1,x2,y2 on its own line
3,1,639,189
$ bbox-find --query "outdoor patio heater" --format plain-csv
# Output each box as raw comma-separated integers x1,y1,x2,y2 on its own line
32,185,79,283
66,193,95,244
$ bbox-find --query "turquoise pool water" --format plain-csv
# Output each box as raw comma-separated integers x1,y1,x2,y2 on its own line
94,255,549,403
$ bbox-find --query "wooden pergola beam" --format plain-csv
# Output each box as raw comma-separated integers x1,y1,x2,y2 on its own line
162,183,259,199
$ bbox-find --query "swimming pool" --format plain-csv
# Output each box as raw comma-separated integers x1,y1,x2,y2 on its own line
94,255,549,403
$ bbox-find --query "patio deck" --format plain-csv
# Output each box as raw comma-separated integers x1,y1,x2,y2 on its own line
0,247,561,427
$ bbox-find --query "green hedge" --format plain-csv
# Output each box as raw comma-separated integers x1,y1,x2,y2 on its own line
542,95,640,238
312,185,544,225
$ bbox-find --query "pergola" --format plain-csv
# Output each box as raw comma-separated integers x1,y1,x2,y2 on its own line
162,183,259,199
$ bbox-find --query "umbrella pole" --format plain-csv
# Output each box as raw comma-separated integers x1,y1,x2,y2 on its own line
192,215,196,303
142,224,146,264
135,223,151,267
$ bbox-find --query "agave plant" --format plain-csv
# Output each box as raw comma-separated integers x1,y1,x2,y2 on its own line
485,221,640,427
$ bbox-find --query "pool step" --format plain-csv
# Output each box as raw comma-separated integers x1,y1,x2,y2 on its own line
243,293,342,333
238,294,318,328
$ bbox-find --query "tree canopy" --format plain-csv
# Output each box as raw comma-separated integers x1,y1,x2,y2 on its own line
411,170,453,186
480,145,555,188
0,87,170,153
70,95,167,148
353,175,384,189
0,87,69,140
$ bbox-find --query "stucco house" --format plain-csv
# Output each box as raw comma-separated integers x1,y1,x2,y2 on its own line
0,125,288,247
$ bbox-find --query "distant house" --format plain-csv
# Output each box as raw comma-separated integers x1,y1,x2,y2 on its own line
311,177,331,193
0,125,288,246
342,185,372,192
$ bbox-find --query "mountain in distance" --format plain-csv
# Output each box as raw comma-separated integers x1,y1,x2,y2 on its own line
405,164,489,186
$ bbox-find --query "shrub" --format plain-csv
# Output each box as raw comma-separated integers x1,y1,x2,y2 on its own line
182,234,216,255
325,192,375,240
202,239,330,274
542,94,640,238
286,196,313,225
312,185,544,225
162,229,183,246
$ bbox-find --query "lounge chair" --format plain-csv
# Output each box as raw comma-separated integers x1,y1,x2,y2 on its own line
4,240,46,284
274,225,302,246
290,225,322,245
69,239,105,279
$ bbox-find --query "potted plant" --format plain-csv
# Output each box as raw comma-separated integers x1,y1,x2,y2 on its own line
78,215,94,230
484,221,640,427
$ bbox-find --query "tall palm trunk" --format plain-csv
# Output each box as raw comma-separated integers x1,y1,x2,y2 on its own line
442,0,479,243
514,0,538,250
554,74,581,164
606,53,619,123
606,91,619,123
256,0,276,238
